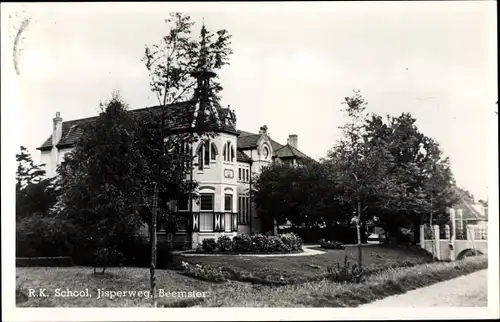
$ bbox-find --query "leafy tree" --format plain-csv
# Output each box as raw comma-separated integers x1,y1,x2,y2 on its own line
142,12,232,305
324,90,400,266
16,146,47,190
15,146,58,219
57,94,146,270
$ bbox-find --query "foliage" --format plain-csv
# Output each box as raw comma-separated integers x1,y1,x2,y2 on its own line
216,235,233,252
196,233,303,254
16,257,73,267
15,146,58,220
91,247,124,274
319,239,345,250
323,90,459,243
201,238,218,252
16,213,75,257
326,255,365,283
56,94,147,267
180,261,230,283
232,234,253,252
253,161,343,231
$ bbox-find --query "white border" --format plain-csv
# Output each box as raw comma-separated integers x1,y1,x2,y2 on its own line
2,2,499,321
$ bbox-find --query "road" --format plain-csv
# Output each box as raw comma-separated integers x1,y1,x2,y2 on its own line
360,269,488,307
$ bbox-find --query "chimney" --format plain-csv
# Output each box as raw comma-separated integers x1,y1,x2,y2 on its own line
52,112,63,147
259,125,268,135
287,134,298,149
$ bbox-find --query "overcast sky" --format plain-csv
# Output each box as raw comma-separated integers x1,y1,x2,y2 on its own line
2,2,497,201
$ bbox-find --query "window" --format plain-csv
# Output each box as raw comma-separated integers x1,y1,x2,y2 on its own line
225,194,233,212
224,213,232,232
200,193,214,211
223,141,235,162
210,143,217,160
238,195,250,224
197,140,217,170
238,168,242,180
246,169,249,182
200,213,213,232
177,194,189,211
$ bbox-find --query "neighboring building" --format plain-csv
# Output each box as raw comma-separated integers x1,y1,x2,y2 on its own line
37,105,312,249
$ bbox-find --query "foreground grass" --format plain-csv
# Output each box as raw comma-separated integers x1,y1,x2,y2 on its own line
181,244,432,285
16,267,226,307
200,256,488,307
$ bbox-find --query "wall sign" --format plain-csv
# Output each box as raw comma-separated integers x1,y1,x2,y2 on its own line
224,169,234,178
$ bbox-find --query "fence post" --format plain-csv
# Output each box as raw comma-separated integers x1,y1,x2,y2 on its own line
419,225,425,247
444,225,450,239
449,208,456,260
433,225,441,260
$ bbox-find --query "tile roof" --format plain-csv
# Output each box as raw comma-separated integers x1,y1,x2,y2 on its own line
453,190,488,221
236,150,252,163
38,102,238,151
37,104,312,162
273,144,312,160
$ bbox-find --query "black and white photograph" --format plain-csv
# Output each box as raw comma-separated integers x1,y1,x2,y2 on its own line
1,1,498,321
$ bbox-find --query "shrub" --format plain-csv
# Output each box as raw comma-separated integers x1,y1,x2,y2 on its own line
91,247,124,273
217,236,233,252
232,234,253,252
201,238,217,253
180,261,230,283
319,239,345,250
16,214,75,257
16,256,74,267
327,255,364,283
251,234,267,251
279,233,303,251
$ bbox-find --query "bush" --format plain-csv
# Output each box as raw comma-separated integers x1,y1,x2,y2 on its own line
180,261,230,283
327,255,364,283
232,234,253,252
115,240,173,268
217,236,233,252
16,214,74,257
194,233,304,254
16,256,74,267
201,238,217,253
319,239,345,250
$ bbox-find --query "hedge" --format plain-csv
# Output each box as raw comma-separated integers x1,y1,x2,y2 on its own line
16,256,74,267
197,233,303,254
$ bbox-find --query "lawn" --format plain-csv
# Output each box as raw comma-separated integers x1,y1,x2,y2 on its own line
16,244,435,307
16,266,235,307
180,244,433,285
199,256,488,307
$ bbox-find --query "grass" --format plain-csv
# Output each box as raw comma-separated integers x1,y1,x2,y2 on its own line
199,256,488,307
16,266,224,307
180,244,433,285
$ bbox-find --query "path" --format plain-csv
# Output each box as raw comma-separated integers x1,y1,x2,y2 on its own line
175,245,325,257
360,269,488,307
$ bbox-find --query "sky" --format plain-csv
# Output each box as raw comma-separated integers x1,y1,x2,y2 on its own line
2,1,497,201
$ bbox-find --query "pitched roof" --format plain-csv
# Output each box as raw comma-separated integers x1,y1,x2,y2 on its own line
236,150,252,163
237,130,284,152
38,102,238,151
273,144,313,160
453,189,488,221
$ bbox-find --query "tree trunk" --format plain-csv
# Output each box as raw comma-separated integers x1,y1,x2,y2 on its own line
356,201,362,268
150,182,158,307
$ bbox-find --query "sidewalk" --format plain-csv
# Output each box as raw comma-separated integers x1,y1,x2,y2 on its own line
360,269,488,307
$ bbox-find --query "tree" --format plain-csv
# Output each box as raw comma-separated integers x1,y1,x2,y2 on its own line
253,161,339,232
57,94,146,271
15,146,58,219
324,90,399,267
142,12,232,305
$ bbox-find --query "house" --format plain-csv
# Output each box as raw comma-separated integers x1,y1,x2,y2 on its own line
37,102,312,249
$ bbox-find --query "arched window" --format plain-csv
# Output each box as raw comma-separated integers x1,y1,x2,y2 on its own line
210,142,218,160
197,140,218,170
223,141,235,163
